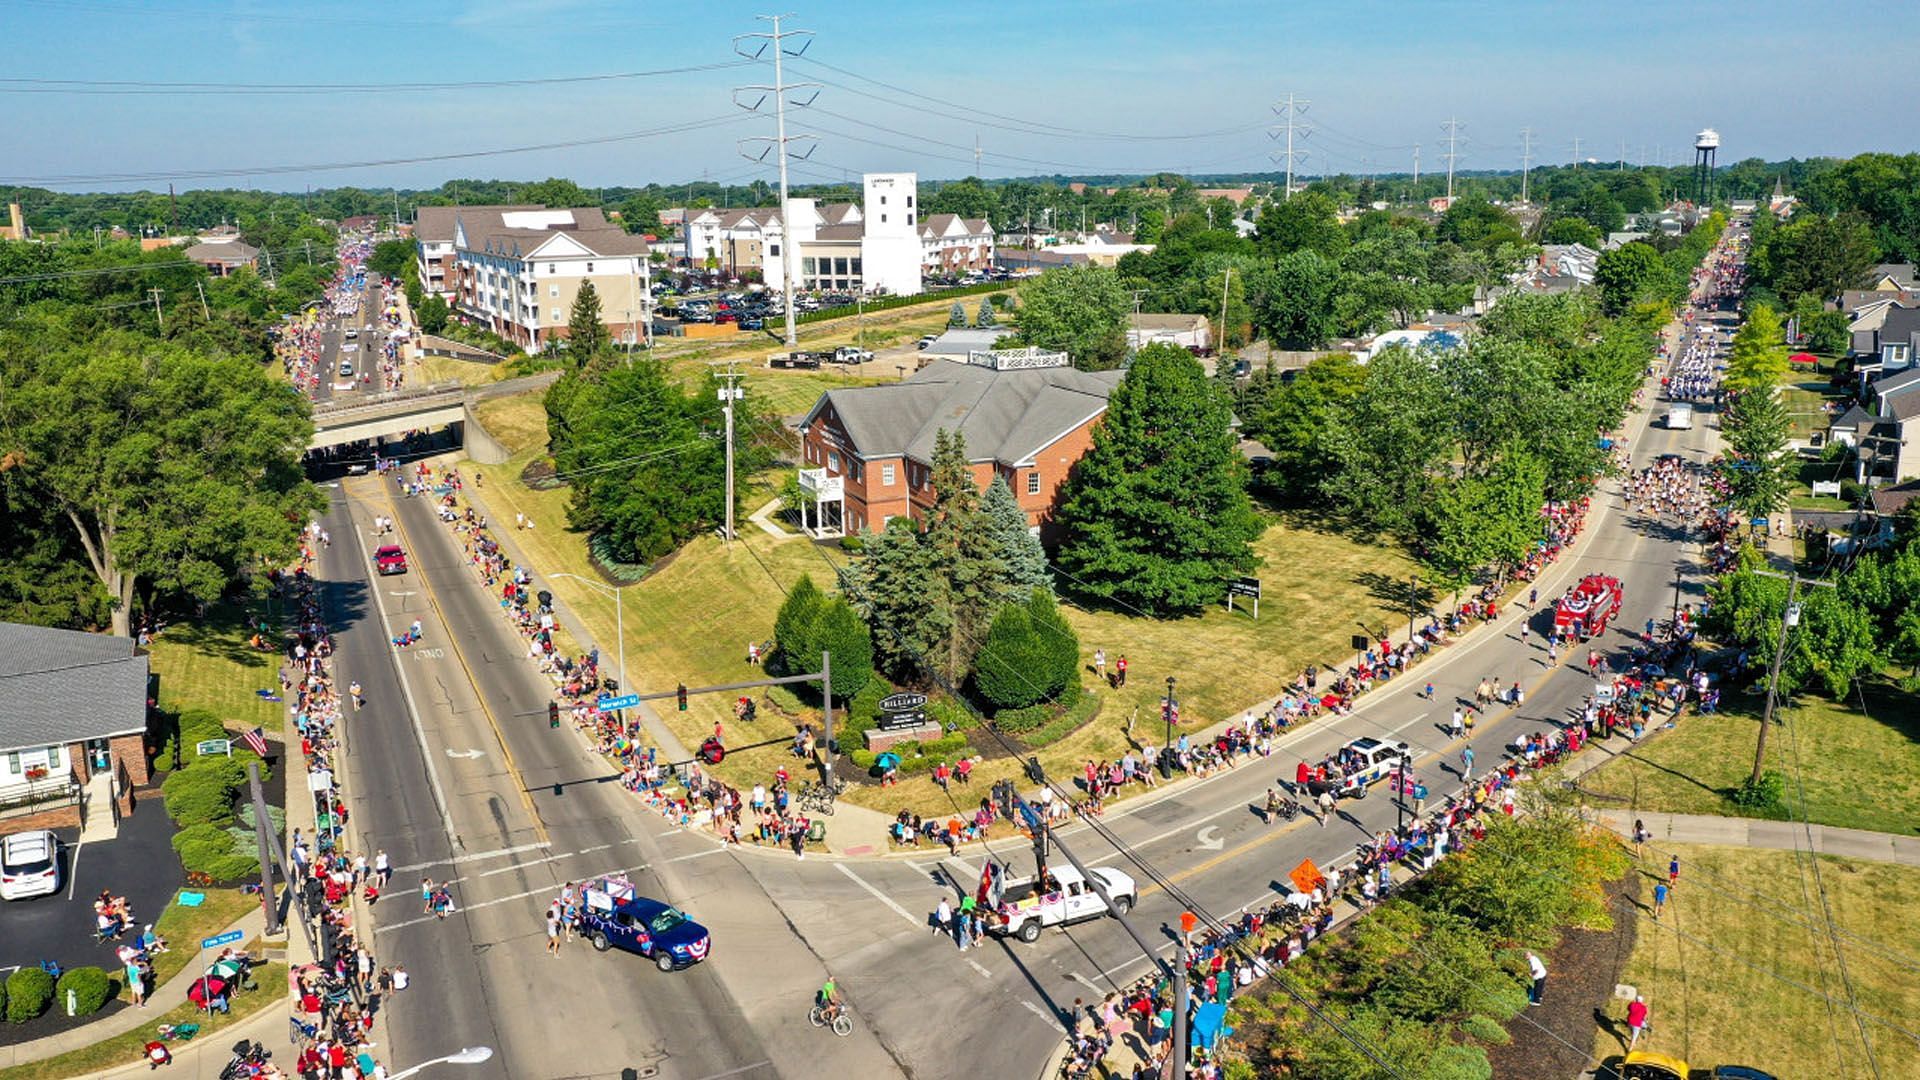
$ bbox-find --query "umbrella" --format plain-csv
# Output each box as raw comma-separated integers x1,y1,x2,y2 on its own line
1789,352,1819,365
208,959,244,979
874,752,901,771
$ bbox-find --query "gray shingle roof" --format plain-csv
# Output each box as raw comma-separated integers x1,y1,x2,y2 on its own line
806,362,1123,467
183,240,259,266
0,623,149,752
1872,364,1920,399
414,204,542,244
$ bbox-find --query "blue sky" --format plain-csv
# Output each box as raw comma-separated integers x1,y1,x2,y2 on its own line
4,0,1913,193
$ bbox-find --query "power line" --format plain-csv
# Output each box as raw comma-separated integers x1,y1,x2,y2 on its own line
0,114,753,187
733,13,819,349
0,61,755,95
1519,127,1536,204
1440,118,1465,201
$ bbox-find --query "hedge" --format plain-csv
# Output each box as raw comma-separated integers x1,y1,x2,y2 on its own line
847,731,972,776
794,283,1011,326
171,823,259,882
1026,689,1103,749
990,683,1094,738
55,967,117,1017
6,967,54,1023
161,759,245,828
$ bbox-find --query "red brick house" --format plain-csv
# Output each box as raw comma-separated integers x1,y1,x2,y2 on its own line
796,348,1121,536
0,622,153,833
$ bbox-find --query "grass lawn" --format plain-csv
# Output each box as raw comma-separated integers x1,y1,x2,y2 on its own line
0,963,284,1080
1594,845,1920,1079
417,352,508,387
458,411,1433,815
1579,676,1920,836
147,888,256,988
144,601,283,733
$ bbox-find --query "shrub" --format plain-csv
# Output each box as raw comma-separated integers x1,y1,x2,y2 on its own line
6,968,54,1023
849,732,971,777
1027,687,1101,748
1459,1014,1512,1046
172,823,258,882
54,967,116,1017
237,802,287,835
975,602,1053,710
161,760,244,827
993,702,1051,734
1730,768,1788,813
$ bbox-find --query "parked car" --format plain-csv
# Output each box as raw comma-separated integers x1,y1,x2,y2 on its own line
0,830,60,901
988,864,1136,943
916,334,939,350
831,346,873,365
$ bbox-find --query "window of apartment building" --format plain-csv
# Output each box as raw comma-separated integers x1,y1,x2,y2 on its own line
550,285,560,298
1027,471,1041,495
548,264,557,274
906,195,914,208
586,262,594,273
851,258,863,276
879,195,887,205
770,243,780,256
834,257,849,276
880,214,887,223
828,450,841,471
850,459,863,482
881,463,896,486
802,257,816,275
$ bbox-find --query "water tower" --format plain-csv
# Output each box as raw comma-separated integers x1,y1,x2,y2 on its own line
1693,128,1720,204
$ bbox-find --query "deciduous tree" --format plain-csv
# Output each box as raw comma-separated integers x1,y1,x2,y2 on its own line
1013,264,1130,370
1724,304,1789,392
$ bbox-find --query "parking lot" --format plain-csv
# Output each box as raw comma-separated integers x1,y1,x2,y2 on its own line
0,802,182,976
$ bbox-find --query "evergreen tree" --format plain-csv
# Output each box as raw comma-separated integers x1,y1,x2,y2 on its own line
980,476,1050,597
977,296,996,327
1053,344,1263,614
1718,390,1794,522
950,301,968,327
1024,586,1081,701
839,517,951,681
772,575,824,675
806,598,873,701
972,600,1049,710
925,429,1006,681
567,280,607,364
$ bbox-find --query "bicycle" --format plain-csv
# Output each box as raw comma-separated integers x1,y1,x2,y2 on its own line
808,1001,852,1037
796,780,842,817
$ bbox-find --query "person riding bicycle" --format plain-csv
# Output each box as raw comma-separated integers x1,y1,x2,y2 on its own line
816,977,841,1021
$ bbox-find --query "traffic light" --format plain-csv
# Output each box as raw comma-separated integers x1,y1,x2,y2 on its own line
677,684,688,712
548,701,560,728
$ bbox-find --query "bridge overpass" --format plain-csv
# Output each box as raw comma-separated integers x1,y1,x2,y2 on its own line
307,371,560,462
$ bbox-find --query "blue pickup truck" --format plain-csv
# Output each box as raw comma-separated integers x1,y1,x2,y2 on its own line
582,896,712,972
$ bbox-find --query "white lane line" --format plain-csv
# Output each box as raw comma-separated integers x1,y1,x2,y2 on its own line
1387,711,1430,736
392,840,552,874
1021,1000,1059,1028
373,862,649,935
1069,971,1104,994
666,847,729,864
834,863,922,929
356,523,460,850
904,859,931,877
579,843,613,854
966,958,992,979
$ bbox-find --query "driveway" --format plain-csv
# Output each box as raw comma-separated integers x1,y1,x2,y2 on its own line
0,794,183,975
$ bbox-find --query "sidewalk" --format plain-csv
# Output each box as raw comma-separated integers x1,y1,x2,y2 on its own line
1587,809,1920,867
0,906,274,1069
76,1002,285,1080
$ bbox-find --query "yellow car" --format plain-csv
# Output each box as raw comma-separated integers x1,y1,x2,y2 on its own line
1620,1052,1777,1080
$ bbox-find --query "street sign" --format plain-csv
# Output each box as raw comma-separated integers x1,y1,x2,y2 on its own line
877,691,929,731
195,739,232,757
596,694,640,711
878,692,928,712
200,930,244,950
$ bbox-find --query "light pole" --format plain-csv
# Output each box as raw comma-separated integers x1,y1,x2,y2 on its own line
552,573,624,697
1163,676,1177,749
387,1047,494,1080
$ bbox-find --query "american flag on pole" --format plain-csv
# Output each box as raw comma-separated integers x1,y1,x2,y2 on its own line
240,726,270,758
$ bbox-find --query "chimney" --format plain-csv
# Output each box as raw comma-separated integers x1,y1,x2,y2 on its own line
4,203,22,241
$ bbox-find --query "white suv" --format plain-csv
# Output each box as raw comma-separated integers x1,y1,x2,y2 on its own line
0,830,59,900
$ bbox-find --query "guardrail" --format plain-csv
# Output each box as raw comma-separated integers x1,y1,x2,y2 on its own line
311,382,466,421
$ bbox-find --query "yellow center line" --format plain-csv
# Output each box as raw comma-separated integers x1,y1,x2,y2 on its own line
371,476,551,848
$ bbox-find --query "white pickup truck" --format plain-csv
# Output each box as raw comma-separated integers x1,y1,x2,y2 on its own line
989,864,1137,943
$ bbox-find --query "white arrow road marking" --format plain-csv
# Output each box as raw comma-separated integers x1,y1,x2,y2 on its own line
443,748,485,760
1195,826,1224,851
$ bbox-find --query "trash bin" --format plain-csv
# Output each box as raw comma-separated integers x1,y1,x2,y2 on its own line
1157,748,1174,780
807,820,827,844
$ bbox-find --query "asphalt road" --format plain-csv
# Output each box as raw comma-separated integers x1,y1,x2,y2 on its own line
309,232,1743,1079
320,476,900,1080
704,254,1745,1079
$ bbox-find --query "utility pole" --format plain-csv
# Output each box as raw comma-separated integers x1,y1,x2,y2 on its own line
1519,127,1536,204
973,132,982,177
148,288,164,330
168,183,178,237
1268,93,1311,200
1216,267,1232,355
1571,136,1583,170
196,281,211,321
716,364,745,543
1747,570,1835,785
1128,288,1147,351
246,762,283,936
303,239,313,266
1440,118,1464,201
734,14,820,351
1619,139,1628,171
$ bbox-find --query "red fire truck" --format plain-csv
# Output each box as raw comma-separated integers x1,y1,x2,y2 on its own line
1554,574,1624,640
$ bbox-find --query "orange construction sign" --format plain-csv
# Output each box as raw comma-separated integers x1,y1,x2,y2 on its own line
1289,858,1325,896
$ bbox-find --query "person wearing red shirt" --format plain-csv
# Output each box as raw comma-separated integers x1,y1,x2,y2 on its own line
1625,995,1650,1049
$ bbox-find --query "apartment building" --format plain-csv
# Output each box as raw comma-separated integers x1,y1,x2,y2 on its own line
442,207,651,351
415,204,536,299
919,213,995,275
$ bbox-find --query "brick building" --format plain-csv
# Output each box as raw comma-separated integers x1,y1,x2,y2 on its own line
0,622,152,834
796,347,1120,536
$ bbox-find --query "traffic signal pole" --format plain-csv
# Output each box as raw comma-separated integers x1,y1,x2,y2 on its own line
611,652,837,785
